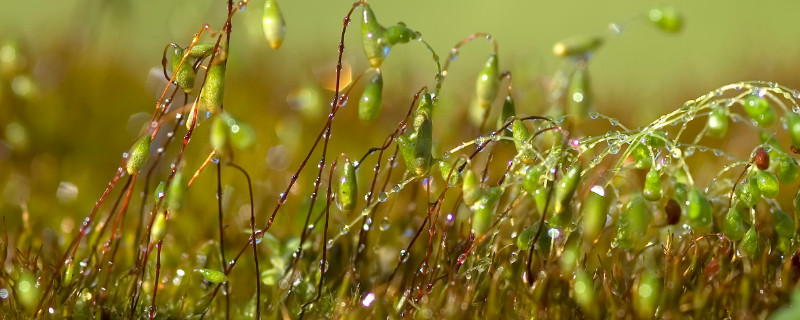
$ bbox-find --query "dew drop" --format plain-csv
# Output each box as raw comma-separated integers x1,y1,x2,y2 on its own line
341,225,350,235
377,192,388,202
509,251,518,263
588,112,599,120
399,250,409,263
326,239,334,249
380,217,391,231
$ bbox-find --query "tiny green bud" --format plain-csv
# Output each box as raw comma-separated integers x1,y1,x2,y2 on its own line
462,169,481,206
736,178,761,208
63,260,75,286
172,47,196,93
706,106,729,138
778,154,800,184
631,144,652,169
643,169,662,201
634,268,662,319
581,185,608,243
199,58,226,115
567,67,592,126
210,115,228,151
262,0,287,50
688,187,712,229
742,95,776,127
511,119,529,150
361,4,389,68
497,95,516,134
644,130,668,149
722,207,747,241
754,170,779,198
517,225,535,250
522,165,542,195
196,268,228,283
787,113,800,147
616,194,651,249
741,227,761,258
336,158,358,212
385,24,416,45
475,54,499,108
438,160,462,187
188,43,215,58
554,164,582,216
553,35,604,57
126,135,152,175
358,71,383,122
167,172,185,213
152,211,167,242
648,7,683,33
471,187,502,236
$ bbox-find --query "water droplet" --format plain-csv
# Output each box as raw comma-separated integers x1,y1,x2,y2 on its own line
399,250,409,263
588,112,599,120
509,251,518,263
320,259,329,273
684,146,695,156
671,148,682,158
608,23,623,34
341,225,350,235
326,239,334,249
441,152,451,159
363,218,372,231
380,217,391,231
607,142,620,155
377,192,388,202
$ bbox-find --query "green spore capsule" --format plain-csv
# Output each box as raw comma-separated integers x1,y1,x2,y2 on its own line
438,160,462,187
396,134,416,173
172,47,196,93
522,165,542,195
554,164,582,216
196,268,228,283
616,194,651,249
688,187,712,228
511,119,529,150
498,95,517,134
573,269,599,319
754,170,779,198
706,106,729,138
648,7,683,33
167,171,185,213
126,135,152,175
787,113,800,147
634,268,662,319
361,4,389,68
199,57,226,115
567,67,592,126
226,114,256,151
778,154,800,184
210,115,228,151
631,144,652,169
552,35,604,57
63,260,75,286
644,130,668,149
742,95,776,127
336,158,358,212
154,181,167,203
736,178,761,208
188,43,215,58
741,227,761,258
643,169,662,201
581,185,608,243
475,53,499,108
262,0,287,50
517,225,535,250
152,211,167,242
471,187,502,236
462,169,481,206
406,93,434,176
385,24,416,45
358,71,383,122
773,209,795,239
722,207,747,241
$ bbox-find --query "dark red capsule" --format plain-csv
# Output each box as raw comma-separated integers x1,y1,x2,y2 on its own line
665,199,680,225
754,147,769,170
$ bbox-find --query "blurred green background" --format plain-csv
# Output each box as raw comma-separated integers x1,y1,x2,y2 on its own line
1,0,800,246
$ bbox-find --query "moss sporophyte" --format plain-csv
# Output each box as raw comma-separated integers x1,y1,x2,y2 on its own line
6,1,800,318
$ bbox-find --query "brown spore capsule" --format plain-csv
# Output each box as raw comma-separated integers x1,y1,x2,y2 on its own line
665,198,680,225
754,147,769,170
